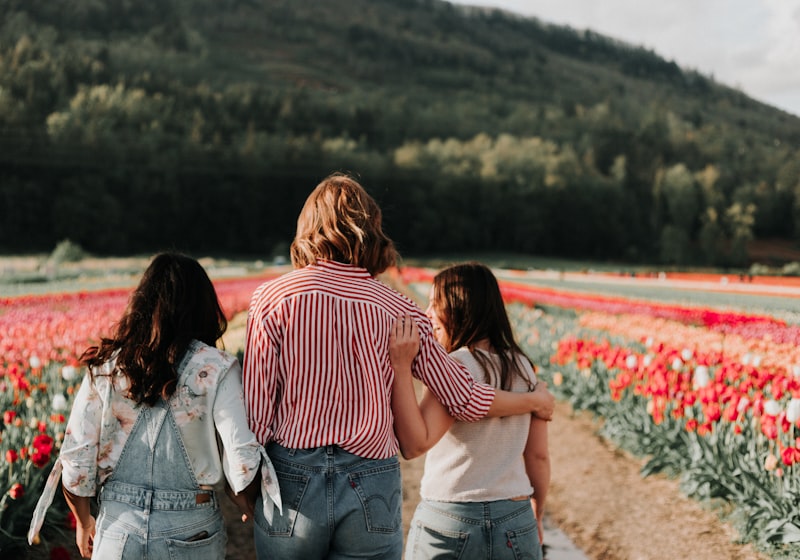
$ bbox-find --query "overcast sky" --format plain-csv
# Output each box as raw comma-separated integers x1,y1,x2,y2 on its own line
448,0,800,117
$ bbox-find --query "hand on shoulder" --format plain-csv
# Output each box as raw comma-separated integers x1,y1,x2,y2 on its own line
389,314,420,375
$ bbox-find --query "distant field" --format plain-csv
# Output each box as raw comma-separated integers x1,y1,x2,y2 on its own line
493,270,800,323
4,254,800,323
0,255,280,297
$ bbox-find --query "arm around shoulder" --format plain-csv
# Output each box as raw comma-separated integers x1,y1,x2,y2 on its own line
486,381,554,420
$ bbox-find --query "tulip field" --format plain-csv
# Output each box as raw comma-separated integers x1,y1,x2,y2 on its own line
4,263,800,559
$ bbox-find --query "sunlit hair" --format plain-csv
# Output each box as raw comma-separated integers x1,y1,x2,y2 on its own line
81,252,227,406
431,262,535,391
290,173,398,276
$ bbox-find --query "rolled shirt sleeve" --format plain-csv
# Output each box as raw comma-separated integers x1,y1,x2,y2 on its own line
215,359,282,520
214,360,263,493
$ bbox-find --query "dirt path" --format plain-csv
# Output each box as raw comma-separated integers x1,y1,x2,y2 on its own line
540,402,767,560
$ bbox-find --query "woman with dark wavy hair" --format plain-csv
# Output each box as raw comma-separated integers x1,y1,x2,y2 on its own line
29,252,281,559
243,173,553,560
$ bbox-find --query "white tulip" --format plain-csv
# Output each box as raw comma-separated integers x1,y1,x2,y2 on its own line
763,400,782,417
29,355,41,369
737,397,750,413
52,394,68,411
752,355,762,368
681,348,693,361
693,366,710,389
61,365,77,381
625,355,638,369
787,399,800,423
792,365,800,378
643,355,653,367
671,358,683,370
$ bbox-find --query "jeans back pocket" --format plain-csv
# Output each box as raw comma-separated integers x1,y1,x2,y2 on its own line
260,470,310,537
348,461,401,533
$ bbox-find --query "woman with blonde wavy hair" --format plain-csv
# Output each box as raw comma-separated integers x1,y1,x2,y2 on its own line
242,173,554,560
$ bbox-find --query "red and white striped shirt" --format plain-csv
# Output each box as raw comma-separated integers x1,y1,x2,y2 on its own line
242,259,495,459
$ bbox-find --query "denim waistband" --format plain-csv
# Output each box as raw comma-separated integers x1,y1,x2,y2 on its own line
100,481,216,511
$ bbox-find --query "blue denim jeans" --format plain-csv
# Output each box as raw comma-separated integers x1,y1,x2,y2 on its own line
405,499,541,560
253,443,403,560
94,401,226,559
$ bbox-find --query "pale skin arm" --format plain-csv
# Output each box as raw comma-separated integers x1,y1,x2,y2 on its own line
488,380,555,421
63,488,95,559
390,316,454,459
524,416,550,547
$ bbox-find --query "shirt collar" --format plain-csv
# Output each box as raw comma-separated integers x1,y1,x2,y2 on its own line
313,259,373,278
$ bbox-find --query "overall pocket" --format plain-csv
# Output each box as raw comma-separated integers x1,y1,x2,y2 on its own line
92,530,129,560
165,528,227,560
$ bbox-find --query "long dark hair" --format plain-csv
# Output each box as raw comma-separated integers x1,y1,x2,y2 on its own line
431,262,535,391
81,252,228,406
291,173,398,276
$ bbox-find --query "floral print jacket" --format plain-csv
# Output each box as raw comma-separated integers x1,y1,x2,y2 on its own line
29,340,281,543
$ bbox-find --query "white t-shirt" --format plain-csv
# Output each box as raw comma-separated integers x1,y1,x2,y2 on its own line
420,347,536,502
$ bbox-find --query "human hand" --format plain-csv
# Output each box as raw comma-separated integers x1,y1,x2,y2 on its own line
75,516,95,558
389,314,420,375
537,515,545,548
225,480,257,523
530,382,555,421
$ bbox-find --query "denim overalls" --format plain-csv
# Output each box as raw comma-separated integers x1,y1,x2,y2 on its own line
93,399,226,559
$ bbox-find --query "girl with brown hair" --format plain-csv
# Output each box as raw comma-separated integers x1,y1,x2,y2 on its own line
390,262,550,559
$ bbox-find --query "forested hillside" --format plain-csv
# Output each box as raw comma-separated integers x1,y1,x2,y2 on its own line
1,0,799,266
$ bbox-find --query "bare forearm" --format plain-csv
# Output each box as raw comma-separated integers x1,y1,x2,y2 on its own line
392,374,432,459
487,384,554,420
524,419,550,520
63,488,92,527
63,487,96,558
528,457,550,519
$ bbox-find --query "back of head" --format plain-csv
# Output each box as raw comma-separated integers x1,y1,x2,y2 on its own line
432,262,533,390
83,252,227,406
432,262,507,352
290,173,398,276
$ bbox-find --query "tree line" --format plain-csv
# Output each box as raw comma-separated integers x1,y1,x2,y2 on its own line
1,0,799,266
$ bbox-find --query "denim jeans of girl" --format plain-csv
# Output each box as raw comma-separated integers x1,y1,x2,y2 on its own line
404,499,541,560
93,401,226,559
253,443,403,560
